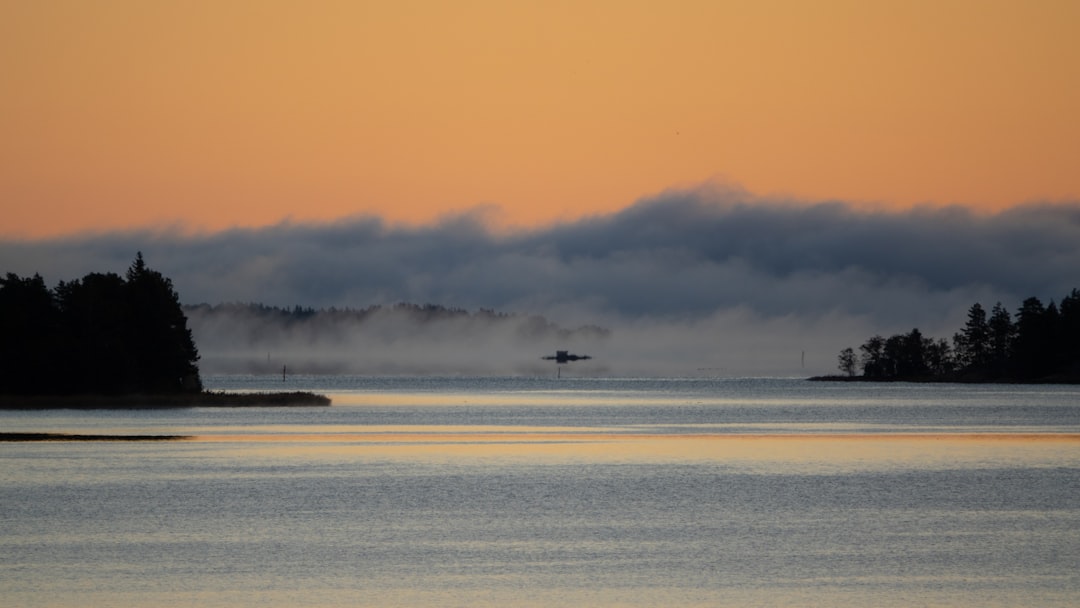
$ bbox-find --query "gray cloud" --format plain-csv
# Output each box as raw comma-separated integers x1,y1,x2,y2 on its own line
3,187,1078,376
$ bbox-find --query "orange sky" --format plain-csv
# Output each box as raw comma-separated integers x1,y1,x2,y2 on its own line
2,0,1078,238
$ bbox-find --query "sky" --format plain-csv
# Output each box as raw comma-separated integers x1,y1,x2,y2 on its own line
2,1,1079,376
3,0,1079,236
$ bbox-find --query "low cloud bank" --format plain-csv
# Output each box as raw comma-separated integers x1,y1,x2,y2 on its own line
3,187,1078,376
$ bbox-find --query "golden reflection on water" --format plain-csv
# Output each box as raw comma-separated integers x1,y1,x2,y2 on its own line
327,390,929,408
272,392,1080,470
188,429,1080,471
328,391,820,407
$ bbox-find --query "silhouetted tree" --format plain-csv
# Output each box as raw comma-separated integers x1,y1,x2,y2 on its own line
859,335,886,378
837,288,1079,383
1059,289,1080,374
124,253,201,392
925,338,954,377
953,303,990,371
837,347,857,377
986,302,1015,376
881,334,905,378
896,328,931,378
0,273,59,393
0,254,201,395
1012,297,1053,380
1043,301,1065,373
54,272,130,393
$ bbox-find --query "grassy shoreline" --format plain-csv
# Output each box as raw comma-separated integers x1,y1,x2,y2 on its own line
0,390,331,409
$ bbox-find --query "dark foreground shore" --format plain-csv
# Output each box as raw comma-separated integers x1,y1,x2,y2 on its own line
0,391,331,409
0,432,191,441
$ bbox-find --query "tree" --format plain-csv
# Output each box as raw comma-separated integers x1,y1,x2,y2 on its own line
837,347,857,377
880,334,905,378
124,253,202,392
1060,289,1080,373
925,338,954,377
953,303,990,371
1043,301,1064,373
838,288,1079,383
1,254,202,395
1011,297,1061,380
859,335,886,378
0,273,59,393
987,302,1015,374
896,328,931,378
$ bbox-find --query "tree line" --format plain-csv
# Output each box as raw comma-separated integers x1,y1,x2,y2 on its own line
0,254,201,395
184,301,612,341
836,289,1080,382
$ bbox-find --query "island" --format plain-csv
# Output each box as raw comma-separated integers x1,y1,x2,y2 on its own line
818,289,1080,384
0,254,330,408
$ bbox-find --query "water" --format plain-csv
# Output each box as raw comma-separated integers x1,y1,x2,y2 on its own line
2,377,1079,607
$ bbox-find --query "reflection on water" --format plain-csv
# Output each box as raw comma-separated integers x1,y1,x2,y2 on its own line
184,431,1080,476
2,377,1079,607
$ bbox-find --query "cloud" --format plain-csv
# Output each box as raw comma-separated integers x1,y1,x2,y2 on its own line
3,186,1078,376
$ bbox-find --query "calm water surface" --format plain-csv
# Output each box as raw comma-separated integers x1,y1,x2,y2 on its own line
2,377,1079,607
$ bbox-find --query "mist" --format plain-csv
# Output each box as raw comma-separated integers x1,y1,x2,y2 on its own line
3,185,1078,376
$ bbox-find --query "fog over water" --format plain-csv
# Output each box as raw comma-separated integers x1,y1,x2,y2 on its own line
3,186,1079,376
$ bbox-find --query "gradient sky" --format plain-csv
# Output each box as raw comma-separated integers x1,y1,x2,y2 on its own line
3,0,1079,238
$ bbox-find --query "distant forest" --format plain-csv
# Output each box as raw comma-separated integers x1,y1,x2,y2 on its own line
0,254,202,395
835,289,1080,383
184,301,611,340
181,302,612,375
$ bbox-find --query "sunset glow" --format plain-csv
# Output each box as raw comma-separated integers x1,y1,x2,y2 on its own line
3,0,1078,237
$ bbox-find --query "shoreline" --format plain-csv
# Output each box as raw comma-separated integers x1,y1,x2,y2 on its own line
0,390,331,410
0,432,191,442
807,375,1080,384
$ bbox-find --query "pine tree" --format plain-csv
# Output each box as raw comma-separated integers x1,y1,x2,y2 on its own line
1013,297,1051,380
987,302,1015,374
123,253,202,392
954,303,990,371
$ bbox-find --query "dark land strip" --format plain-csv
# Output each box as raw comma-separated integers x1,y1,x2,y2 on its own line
0,391,331,410
1,432,191,441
